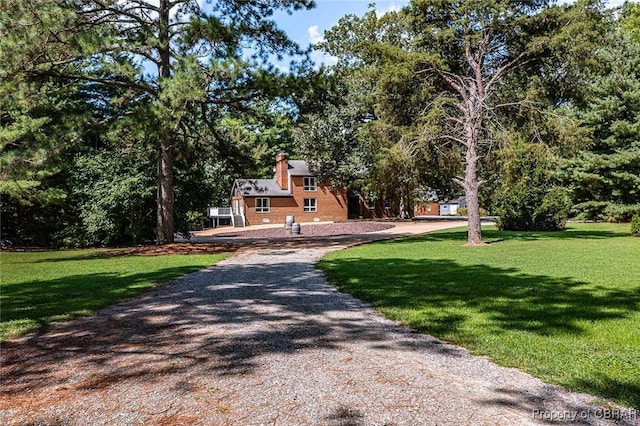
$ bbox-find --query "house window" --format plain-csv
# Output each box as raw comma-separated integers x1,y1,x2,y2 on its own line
367,200,375,210
304,198,317,212
303,177,317,191
384,198,391,209
255,198,270,213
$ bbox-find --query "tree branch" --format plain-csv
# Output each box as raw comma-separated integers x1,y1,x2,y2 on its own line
36,69,157,97
486,52,529,93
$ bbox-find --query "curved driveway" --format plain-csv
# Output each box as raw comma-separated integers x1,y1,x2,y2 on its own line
1,222,633,425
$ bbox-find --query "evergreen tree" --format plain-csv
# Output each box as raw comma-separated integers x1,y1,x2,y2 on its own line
563,18,640,221
2,0,315,243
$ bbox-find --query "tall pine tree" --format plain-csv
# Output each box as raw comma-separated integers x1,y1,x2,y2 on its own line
564,10,640,221
2,0,315,243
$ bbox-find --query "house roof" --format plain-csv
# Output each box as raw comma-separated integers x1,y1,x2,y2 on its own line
232,159,315,198
233,179,292,197
439,196,466,205
287,160,312,176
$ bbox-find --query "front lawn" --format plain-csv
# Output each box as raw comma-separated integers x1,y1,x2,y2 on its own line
0,249,229,341
319,223,640,408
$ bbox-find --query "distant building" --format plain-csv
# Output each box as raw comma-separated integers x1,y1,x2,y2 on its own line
229,152,349,226
210,153,406,227
439,197,467,216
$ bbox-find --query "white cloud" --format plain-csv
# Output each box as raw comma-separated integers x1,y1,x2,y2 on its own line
308,25,324,45
307,27,338,67
376,2,402,17
276,63,291,73
559,0,627,7
311,50,338,68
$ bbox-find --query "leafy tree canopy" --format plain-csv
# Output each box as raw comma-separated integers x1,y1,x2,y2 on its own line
301,0,603,244
1,0,316,245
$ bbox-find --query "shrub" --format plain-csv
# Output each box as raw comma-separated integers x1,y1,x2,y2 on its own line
533,187,572,231
572,202,640,222
632,214,640,236
457,207,488,216
494,182,533,231
495,143,570,231
496,185,571,232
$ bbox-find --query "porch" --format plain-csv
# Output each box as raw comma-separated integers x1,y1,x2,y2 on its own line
207,207,245,228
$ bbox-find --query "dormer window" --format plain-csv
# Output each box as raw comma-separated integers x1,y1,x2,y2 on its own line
303,177,317,191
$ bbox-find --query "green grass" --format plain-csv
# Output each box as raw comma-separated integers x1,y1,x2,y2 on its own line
319,223,640,408
0,249,229,341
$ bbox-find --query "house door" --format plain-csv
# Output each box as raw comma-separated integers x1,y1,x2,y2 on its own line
347,190,361,219
233,199,241,215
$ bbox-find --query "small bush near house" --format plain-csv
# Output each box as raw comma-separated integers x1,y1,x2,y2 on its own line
457,207,488,216
632,214,640,236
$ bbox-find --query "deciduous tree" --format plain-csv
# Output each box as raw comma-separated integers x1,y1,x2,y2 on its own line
316,1,586,244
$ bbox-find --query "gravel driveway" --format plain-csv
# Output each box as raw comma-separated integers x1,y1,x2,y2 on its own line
1,223,636,425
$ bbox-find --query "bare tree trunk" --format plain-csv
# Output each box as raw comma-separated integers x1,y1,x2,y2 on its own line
155,0,174,244
434,11,528,246
464,141,483,245
462,82,485,246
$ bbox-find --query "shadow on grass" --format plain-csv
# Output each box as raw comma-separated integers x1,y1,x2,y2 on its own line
320,257,640,337
401,227,630,245
568,375,640,414
1,266,209,331
21,245,233,263
320,255,640,408
1,243,637,419
3,251,105,263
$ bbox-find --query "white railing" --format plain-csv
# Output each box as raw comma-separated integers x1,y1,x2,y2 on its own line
208,207,232,217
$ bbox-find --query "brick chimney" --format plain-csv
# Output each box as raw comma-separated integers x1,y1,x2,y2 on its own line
275,152,289,191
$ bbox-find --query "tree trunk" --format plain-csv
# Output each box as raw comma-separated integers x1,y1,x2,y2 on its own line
464,143,483,245
156,135,174,243
463,91,484,246
155,0,174,244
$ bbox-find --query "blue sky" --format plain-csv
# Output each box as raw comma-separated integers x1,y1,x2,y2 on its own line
273,0,406,66
272,0,630,68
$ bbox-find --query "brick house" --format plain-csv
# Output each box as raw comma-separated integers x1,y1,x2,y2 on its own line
230,153,350,226
413,201,440,216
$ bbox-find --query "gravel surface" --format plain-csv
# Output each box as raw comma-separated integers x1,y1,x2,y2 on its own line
1,227,636,425
211,222,394,239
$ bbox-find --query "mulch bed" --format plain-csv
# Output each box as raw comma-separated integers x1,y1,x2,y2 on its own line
1,223,396,256
2,243,240,256
101,243,241,257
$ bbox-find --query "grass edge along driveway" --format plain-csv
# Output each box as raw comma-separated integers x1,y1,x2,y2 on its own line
1,249,229,341
319,223,640,409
